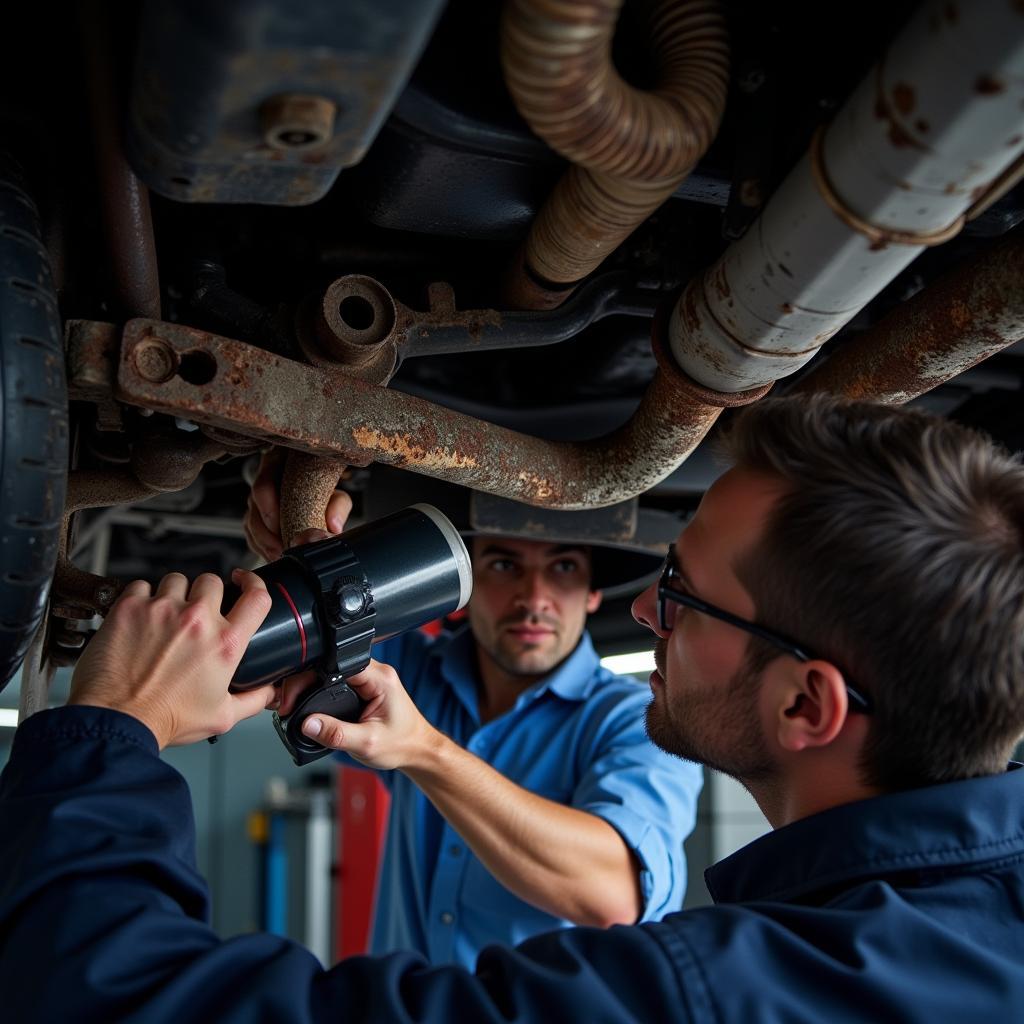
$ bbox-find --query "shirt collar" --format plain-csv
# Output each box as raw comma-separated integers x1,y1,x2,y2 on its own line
435,626,602,722
705,764,1024,905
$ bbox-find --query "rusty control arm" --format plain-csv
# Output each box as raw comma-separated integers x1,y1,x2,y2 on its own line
93,317,765,512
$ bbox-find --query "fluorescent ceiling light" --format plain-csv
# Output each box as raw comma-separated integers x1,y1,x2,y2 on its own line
600,650,655,676
0,708,19,729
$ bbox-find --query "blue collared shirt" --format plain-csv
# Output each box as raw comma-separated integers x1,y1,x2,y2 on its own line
353,626,702,967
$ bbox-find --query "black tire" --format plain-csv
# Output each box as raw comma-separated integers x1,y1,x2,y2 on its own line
0,155,68,690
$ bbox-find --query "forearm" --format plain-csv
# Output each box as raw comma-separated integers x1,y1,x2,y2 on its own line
405,731,642,927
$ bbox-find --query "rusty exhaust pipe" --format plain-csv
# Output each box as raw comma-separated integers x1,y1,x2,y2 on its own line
501,0,729,309
793,230,1024,405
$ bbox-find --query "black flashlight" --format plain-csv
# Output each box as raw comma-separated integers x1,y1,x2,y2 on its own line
228,504,472,764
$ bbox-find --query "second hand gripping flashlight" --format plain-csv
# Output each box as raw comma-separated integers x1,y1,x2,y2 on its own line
228,504,472,764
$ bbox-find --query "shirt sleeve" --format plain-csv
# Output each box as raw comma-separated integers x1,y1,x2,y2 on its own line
570,679,703,921
0,706,693,1024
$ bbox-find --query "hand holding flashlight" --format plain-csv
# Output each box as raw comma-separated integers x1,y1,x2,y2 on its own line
67,569,277,748
228,505,472,764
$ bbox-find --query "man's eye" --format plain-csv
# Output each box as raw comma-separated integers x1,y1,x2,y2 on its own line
552,559,581,574
489,559,516,572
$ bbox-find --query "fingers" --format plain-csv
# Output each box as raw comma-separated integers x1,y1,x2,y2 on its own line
245,496,284,561
117,578,152,603
104,578,151,625
251,451,284,535
231,684,278,724
278,669,317,717
224,569,273,640
291,527,328,548
246,448,351,558
156,572,188,600
342,659,395,704
326,490,353,534
188,572,224,606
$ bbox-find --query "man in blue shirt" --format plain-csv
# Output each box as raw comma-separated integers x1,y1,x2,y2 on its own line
246,478,702,967
3,394,1024,1022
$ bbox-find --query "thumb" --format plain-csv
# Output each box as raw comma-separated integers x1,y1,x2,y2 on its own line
303,715,400,769
302,713,349,751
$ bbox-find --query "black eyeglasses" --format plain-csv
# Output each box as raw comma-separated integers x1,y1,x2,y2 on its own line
657,545,873,714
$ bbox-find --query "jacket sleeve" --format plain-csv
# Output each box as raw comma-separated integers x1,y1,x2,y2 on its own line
0,706,693,1024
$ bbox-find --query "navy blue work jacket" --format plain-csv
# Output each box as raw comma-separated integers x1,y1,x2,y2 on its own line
2,705,1024,1023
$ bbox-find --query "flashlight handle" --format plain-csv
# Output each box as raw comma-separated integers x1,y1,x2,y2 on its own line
273,674,367,765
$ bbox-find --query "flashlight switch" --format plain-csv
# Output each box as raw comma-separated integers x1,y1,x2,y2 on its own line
325,576,371,626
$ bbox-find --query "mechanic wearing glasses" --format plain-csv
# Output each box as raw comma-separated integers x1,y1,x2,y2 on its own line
3,393,1024,1022
242,472,701,969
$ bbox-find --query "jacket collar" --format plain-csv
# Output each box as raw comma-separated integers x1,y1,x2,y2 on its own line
706,765,1024,905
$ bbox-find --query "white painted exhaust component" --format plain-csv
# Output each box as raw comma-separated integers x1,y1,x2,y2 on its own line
670,0,1024,393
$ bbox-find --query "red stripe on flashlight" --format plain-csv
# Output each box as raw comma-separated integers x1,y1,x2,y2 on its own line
275,581,307,665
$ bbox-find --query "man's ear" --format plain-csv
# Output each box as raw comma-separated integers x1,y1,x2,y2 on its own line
586,589,603,614
772,661,849,753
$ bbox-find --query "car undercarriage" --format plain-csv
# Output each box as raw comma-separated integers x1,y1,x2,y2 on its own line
1,0,1022,714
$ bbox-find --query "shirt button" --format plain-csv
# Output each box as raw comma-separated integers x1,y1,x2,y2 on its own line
449,844,462,856
440,911,455,925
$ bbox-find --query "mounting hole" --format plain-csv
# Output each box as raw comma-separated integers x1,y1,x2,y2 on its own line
177,349,217,385
261,94,336,152
274,128,321,148
339,295,375,331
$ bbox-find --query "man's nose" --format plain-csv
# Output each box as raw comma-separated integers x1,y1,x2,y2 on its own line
632,581,665,637
514,569,552,612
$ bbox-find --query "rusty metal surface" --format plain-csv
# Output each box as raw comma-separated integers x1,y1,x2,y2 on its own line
113,317,745,509
470,491,639,544
52,470,161,617
502,0,728,180
829,0,1024,235
261,93,337,151
300,275,511,366
668,0,1024,393
306,272,658,361
501,0,729,303
79,0,161,319
296,275,398,383
125,0,446,205
52,436,226,617
66,319,125,431
130,433,226,492
809,126,965,249
391,281,504,358
67,320,118,396
512,170,683,304
793,230,1024,404
280,452,349,543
